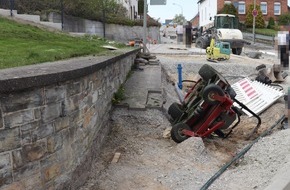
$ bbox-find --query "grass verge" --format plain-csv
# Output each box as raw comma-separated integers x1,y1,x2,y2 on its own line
0,16,127,69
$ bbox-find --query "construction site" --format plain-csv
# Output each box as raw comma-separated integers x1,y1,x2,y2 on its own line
78,39,290,190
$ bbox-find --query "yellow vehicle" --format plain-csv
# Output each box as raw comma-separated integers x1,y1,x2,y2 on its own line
206,38,231,62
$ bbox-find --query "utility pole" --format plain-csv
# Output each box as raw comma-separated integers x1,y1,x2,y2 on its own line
252,0,256,44
102,0,106,38
142,0,147,53
61,0,64,31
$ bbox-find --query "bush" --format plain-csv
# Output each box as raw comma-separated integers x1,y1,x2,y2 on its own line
218,4,238,17
245,4,265,28
267,17,275,29
278,13,290,26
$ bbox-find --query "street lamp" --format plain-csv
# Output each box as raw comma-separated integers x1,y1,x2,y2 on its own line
172,3,183,16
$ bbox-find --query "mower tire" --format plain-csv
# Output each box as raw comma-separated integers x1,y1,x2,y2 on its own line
171,123,191,143
168,102,184,121
202,84,225,105
198,64,217,81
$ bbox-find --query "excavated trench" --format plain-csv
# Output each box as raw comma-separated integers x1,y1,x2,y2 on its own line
79,55,287,190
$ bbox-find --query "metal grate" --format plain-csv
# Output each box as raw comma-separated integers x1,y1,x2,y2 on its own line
231,78,284,117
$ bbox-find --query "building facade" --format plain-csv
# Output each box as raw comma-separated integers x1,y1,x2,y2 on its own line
198,0,288,27
117,0,139,20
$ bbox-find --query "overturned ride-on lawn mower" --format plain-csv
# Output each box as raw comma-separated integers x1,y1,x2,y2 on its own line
168,64,261,143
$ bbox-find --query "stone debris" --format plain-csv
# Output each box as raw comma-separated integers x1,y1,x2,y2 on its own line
111,152,121,163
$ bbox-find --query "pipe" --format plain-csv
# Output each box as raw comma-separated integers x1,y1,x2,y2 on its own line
174,83,184,104
177,64,183,89
200,115,285,190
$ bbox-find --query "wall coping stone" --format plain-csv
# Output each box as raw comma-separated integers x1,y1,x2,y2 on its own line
0,48,140,93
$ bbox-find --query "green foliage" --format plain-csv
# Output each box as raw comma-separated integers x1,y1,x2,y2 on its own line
245,4,265,28
10,0,149,27
218,4,238,17
0,17,128,69
138,0,144,15
278,13,290,26
246,28,277,36
173,14,186,25
112,85,125,104
267,17,275,29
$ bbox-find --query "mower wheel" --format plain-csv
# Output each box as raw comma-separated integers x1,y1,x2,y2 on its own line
171,123,191,143
203,84,224,105
198,64,217,81
168,102,184,121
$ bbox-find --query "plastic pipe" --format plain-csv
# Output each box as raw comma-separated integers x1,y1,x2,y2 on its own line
177,64,183,89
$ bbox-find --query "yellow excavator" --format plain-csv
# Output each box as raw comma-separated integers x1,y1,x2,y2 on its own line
206,38,231,62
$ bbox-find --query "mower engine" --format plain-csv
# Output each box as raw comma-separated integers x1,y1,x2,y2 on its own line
168,64,242,143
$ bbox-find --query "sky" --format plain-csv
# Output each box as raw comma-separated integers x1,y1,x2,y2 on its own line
148,0,290,24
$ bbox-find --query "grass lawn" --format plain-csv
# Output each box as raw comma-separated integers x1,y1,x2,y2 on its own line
245,28,277,36
0,16,127,69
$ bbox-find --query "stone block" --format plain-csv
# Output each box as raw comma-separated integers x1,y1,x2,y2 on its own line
21,130,32,145
41,103,61,123
0,168,13,187
0,89,44,113
42,164,61,182
0,128,21,152
0,153,13,186
47,133,63,153
67,82,81,97
4,109,35,128
22,140,47,162
69,110,82,127
0,153,10,170
67,94,80,113
32,122,54,140
83,109,97,129
0,107,3,130
91,90,99,104
13,161,40,182
12,149,25,169
44,85,66,104
0,182,25,190
20,120,40,132
54,117,69,132
22,172,42,190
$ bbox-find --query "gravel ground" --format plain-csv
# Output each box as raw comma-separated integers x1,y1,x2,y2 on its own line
80,48,290,190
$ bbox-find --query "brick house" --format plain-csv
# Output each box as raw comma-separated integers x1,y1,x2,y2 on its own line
191,13,199,27
198,0,288,27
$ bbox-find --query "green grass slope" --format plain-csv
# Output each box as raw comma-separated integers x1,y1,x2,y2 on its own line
0,16,126,69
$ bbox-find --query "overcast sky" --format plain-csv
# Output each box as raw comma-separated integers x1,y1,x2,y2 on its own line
148,0,290,23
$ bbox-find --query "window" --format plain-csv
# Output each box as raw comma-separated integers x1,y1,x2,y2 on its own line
224,1,231,4
238,1,245,14
260,2,267,15
274,2,281,15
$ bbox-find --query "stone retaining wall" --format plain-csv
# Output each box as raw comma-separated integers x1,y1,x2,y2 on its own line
0,48,139,190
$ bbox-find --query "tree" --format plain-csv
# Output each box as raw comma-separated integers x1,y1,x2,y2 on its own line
267,17,275,29
244,4,265,28
218,4,238,17
173,14,186,25
278,13,290,26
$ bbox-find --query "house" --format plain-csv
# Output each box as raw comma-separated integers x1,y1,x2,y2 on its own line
191,13,199,27
117,0,138,20
198,0,288,27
